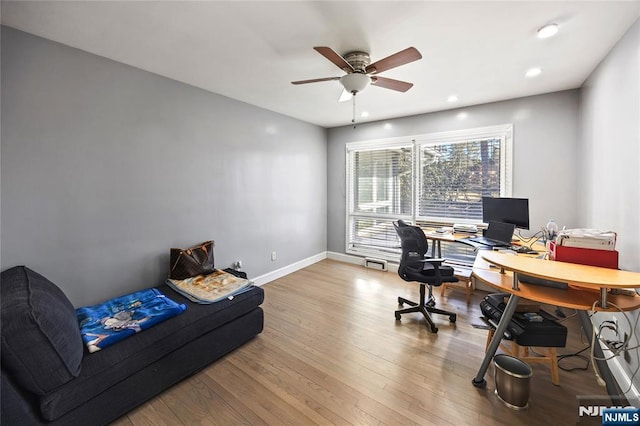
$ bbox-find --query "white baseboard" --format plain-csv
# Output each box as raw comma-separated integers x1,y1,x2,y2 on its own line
253,251,399,287
326,251,399,272
601,343,640,405
326,251,363,265
252,252,327,286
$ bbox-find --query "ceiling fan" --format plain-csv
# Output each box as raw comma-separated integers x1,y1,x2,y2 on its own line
291,46,422,101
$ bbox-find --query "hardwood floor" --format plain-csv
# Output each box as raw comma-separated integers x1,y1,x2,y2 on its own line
113,259,609,425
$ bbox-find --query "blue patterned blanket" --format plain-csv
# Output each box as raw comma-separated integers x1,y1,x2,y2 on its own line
76,288,186,353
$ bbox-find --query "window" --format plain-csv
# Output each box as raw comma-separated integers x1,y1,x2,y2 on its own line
346,124,513,260
346,140,413,256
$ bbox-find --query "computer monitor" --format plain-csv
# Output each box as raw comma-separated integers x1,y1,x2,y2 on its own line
482,197,530,230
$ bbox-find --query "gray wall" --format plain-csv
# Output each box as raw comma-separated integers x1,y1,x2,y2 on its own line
579,18,640,400
1,26,327,306
580,18,639,273
327,91,580,254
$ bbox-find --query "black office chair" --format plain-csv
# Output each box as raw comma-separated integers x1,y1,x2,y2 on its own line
393,220,458,333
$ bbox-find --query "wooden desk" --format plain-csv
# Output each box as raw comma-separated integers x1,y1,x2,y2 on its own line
471,251,640,388
424,230,472,257
424,230,456,258
424,229,542,257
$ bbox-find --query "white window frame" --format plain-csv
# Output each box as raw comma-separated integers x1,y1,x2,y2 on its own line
345,124,513,259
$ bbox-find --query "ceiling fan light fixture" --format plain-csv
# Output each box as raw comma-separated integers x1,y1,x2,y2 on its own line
340,73,371,94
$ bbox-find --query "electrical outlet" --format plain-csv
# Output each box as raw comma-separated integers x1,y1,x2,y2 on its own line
271,251,277,261
610,317,621,340
234,260,242,269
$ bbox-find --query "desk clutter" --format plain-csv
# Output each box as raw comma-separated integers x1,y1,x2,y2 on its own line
556,228,617,250
452,223,478,234
550,228,619,269
480,293,568,347
472,247,640,390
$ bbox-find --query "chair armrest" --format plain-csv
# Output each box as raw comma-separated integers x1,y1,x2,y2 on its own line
415,258,446,264
405,258,447,269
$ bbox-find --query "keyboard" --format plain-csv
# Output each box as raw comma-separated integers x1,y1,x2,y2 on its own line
465,236,509,247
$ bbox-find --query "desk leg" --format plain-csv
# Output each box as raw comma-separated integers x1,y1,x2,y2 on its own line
430,239,442,258
599,288,608,309
472,294,521,388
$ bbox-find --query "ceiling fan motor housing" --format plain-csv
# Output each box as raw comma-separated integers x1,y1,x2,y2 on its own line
339,52,371,94
343,51,371,72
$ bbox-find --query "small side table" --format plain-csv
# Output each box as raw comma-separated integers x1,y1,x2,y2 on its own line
440,267,474,304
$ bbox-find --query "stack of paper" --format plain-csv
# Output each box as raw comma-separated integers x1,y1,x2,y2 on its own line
556,229,617,251
453,223,478,234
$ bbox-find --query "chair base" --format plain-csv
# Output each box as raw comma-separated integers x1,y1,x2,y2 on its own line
395,284,457,333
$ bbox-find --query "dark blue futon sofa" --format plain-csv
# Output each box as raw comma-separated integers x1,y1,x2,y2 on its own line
1,266,264,425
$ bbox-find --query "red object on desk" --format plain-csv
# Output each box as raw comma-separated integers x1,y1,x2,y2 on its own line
549,241,619,269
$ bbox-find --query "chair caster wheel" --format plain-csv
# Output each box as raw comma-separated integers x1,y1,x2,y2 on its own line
395,313,401,320
397,297,404,305
449,315,457,323
427,300,436,308
431,326,438,333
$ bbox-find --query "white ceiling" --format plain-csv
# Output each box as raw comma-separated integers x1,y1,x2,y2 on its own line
2,1,639,128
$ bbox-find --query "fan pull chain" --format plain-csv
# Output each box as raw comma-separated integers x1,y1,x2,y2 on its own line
352,93,357,128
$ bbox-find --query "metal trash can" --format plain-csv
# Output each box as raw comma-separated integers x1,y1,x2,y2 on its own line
494,354,532,410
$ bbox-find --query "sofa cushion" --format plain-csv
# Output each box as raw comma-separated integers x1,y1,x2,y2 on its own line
39,284,264,421
0,266,84,395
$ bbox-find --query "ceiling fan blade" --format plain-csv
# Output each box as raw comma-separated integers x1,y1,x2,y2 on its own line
365,47,422,74
338,88,352,102
371,76,414,92
314,46,355,73
291,76,341,85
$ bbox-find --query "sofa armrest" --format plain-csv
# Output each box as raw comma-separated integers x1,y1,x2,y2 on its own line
1,369,42,425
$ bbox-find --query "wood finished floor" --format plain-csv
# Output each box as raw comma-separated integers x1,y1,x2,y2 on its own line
112,259,608,425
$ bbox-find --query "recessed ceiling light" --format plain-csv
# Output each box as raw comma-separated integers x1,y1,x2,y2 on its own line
361,111,370,118
447,95,459,102
537,23,559,39
525,67,542,78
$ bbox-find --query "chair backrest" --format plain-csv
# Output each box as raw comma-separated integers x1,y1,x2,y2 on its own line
394,220,429,258
394,220,430,280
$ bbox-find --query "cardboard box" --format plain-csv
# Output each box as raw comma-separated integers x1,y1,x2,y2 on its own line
549,241,618,269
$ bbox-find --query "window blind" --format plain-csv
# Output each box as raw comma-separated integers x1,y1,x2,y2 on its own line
347,144,413,253
417,138,502,222
345,124,513,259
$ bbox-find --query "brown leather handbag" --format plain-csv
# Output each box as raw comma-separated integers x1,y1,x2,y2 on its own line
169,240,215,280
